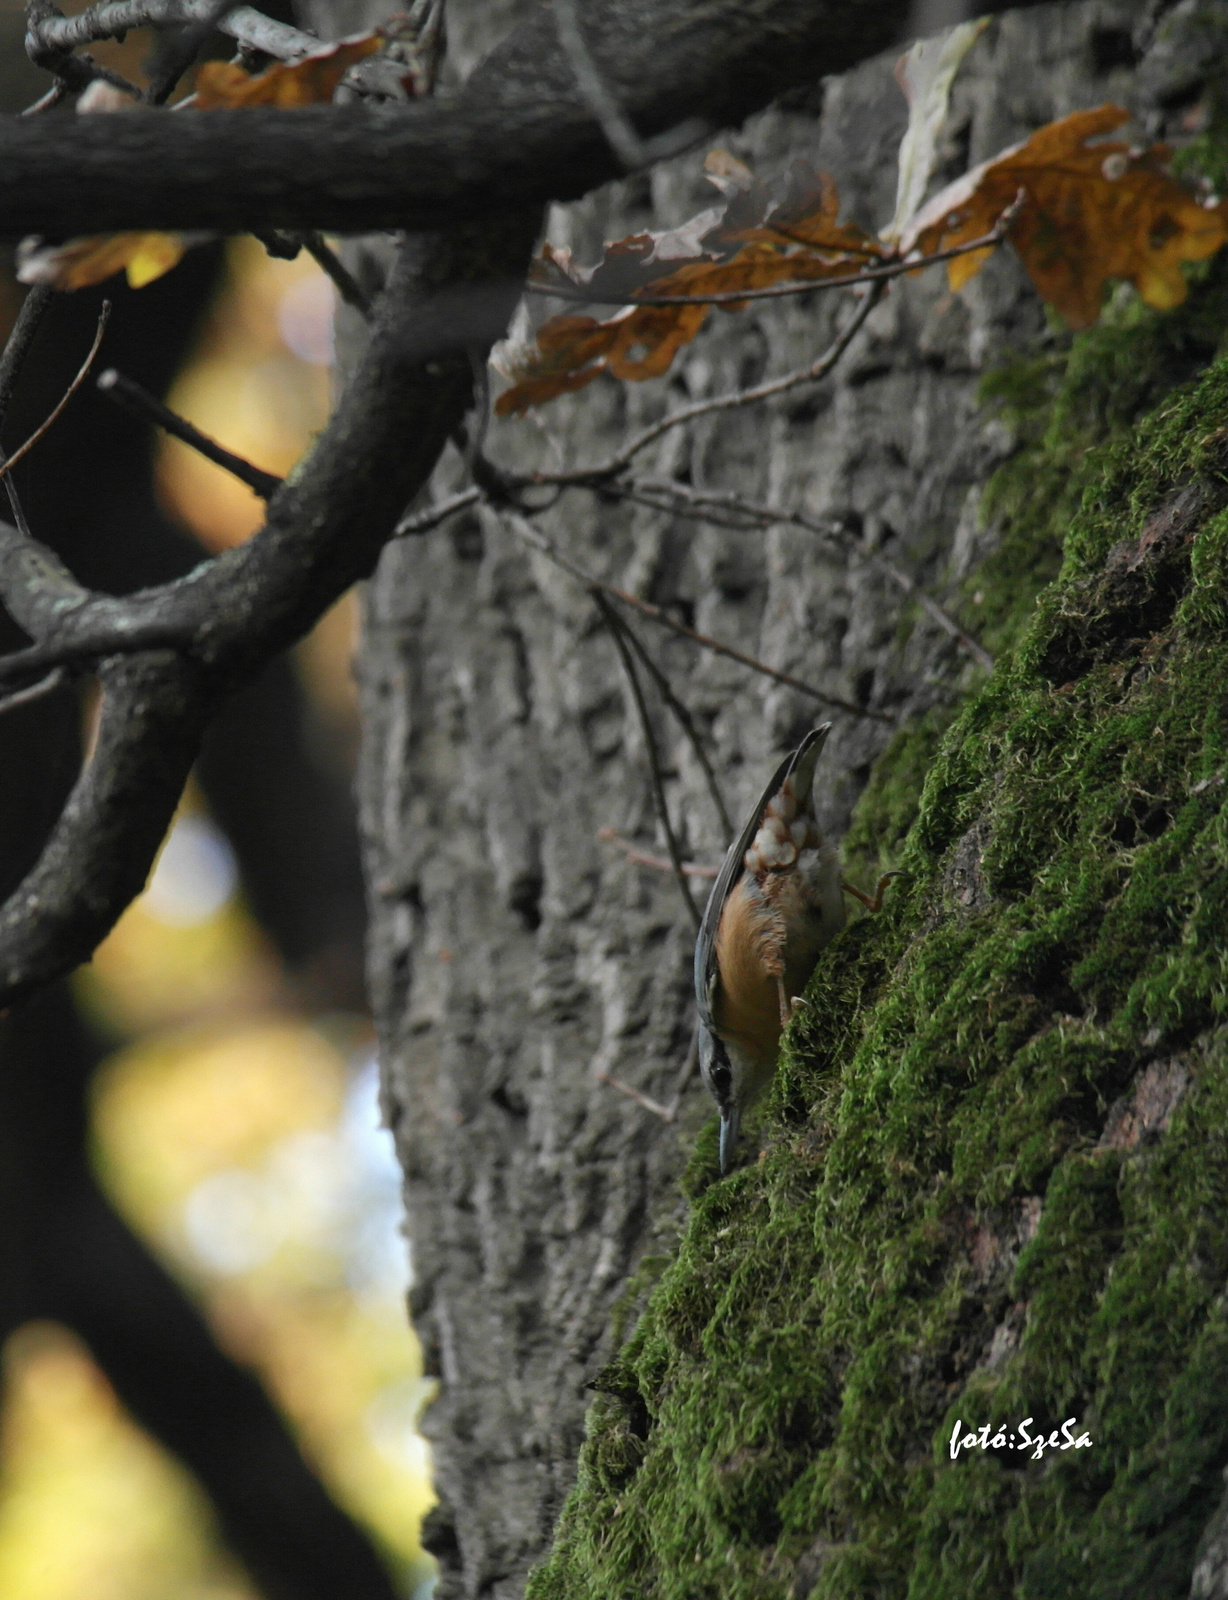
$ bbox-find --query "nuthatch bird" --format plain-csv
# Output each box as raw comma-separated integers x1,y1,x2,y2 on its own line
694,725,896,1174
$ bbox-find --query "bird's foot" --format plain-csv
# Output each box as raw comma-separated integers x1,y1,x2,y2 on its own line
775,974,793,1028
842,870,904,914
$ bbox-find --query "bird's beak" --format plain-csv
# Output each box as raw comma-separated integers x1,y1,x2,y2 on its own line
719,1106,741,1175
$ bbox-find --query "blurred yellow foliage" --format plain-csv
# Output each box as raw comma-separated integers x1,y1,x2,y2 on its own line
89,1017,433,1581
0,226,425,1600
156,237,332,552
0,1324,256,1600
93,1020,344,1223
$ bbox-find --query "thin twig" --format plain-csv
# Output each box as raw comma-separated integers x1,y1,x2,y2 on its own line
595,1069,677,1120
597,826,717,877
96,367,283,498
604,581,891,720
552,0,708,170
29,0,320,64
527,215,1015,310
606,620,733,838
594,589,701,929
303,233,372,320
674,1024,699,1097
0,303,110,484
0,667,67,716
396,485,481,536
598,1022,700,1122
0,449,34,540
501,506,892,721
607,478,994,669
145,0,231,104
531,280,885,486
0,286,54,431
464,350,492,475
858,543,994,671
20,81,70,114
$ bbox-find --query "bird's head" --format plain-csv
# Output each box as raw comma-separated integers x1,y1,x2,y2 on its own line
698,1020,742,1174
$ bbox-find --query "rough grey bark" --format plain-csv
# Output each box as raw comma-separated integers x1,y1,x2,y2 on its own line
357,2,1204,1593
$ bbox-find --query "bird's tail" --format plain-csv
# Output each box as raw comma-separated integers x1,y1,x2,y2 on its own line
781,723,832,816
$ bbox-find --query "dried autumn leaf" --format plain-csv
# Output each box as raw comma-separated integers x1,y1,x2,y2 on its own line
192,32,384,109
903,104,1226,327
884,19,989,244
494,305,711,413
497,157,881,414
16,231,196,292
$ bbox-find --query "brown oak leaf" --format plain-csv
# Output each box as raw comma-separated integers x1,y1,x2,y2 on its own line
192,32,384,109
903,104,1226,327
496,156,881,414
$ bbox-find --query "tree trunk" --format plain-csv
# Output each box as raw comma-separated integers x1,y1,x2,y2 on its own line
359,2,1228,1594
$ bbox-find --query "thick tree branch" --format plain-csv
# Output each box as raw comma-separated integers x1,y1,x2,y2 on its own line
0,652,214,1002
0,0,1042,1003
0,0,1046,237
0,213,540,1007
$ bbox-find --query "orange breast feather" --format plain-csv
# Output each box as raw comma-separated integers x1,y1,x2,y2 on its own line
712,877,783,1068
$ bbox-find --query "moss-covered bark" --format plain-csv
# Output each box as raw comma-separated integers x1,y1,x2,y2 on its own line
527,262,1228,1599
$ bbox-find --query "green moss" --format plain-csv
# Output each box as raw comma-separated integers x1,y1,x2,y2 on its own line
528,254,1228,1600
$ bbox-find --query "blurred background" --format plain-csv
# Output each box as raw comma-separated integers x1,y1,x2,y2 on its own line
0,7,437,1598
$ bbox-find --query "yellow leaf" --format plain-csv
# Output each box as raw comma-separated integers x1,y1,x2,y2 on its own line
124,235,189,289
17,232,186,292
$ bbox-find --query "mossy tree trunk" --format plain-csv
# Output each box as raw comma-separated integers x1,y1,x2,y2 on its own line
358,2,1228,1595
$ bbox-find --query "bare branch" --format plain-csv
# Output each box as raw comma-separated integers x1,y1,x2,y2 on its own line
597,1024,700,1121
96,367,283,498
606,478,994,670
0,303,110,485
597,826,717,878
0,651,213,1007
396,486,482,536
0,666,66,717
500,506,892,721
302,234,371,320
594,589,701,930
531,281,885,486
552,0,709,170
603,580,891,720
604,618,733,839
595,1069,677,1120
0,287,54,429
27,0,319,66
0,214,541,1005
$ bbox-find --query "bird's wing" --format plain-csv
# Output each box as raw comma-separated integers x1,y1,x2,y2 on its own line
694,724,832,1030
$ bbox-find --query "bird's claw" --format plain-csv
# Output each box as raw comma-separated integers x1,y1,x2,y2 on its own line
842,869,905,914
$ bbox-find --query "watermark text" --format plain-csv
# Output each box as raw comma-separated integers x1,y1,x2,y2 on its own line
949,1417,1092,1462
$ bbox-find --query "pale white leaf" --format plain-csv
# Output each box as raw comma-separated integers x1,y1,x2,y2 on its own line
883,17,989,245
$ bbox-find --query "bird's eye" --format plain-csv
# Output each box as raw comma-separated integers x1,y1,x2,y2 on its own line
707,1060,731,1098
